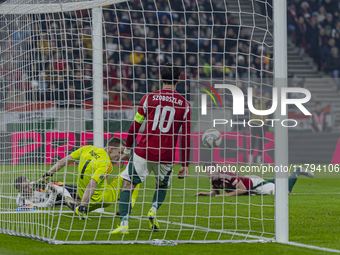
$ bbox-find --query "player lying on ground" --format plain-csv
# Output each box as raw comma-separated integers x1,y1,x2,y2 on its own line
37,137,140,219
14,176,78,210
195,165,314,197
112,63,191,234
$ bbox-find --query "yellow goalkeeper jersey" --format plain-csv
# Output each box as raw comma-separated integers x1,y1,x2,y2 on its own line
70,145,114,202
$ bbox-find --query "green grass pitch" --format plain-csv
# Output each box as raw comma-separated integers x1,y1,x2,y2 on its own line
1,164,340,254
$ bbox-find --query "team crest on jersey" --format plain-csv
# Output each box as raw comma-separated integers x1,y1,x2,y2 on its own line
89,150,100,159
99,174,104,180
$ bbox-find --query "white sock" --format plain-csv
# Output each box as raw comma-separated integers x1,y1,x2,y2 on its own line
120,220,129,227
151,203,157,214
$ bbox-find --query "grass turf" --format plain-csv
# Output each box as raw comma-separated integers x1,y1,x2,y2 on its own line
1,164,340,254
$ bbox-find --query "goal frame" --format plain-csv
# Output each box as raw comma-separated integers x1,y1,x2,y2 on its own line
273,0,289,243
0,0,289,245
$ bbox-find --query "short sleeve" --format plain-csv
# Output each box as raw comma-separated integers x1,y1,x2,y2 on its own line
70,148,81,160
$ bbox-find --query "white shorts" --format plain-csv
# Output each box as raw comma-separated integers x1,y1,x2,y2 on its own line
246,176,275,195
121,153,173,186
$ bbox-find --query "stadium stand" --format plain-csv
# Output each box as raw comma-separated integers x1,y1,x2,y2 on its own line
0,0,273,108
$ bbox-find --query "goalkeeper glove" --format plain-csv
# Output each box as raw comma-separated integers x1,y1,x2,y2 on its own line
32,173,52,191
76,205,90,220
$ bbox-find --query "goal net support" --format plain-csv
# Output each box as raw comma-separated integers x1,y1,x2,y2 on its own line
0,0,288,244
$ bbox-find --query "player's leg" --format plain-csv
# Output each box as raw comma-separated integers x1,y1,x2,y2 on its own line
148,183,167,231
250,175,275,195
111,153,149,234
54,184,78,211
63,184,79,211
148,163,173,231
252,167,314,195
151,183,168,213
63,184,78,200
110,174,141,216
288,166,314,193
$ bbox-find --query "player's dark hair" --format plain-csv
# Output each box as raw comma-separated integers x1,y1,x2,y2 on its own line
315,101,321,106
106,137,126,148
161,62,181,85
14,176,27,190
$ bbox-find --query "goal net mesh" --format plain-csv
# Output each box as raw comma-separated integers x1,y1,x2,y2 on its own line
0,0,275,244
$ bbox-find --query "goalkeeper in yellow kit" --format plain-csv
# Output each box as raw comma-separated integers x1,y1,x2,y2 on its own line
37,137,139,219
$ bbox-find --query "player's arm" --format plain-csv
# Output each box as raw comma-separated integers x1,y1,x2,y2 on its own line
33,154,76,191
31,196,57,208
34,149,79,191
31,183,58,208
75,179,98,219
178,102,191,179
76,163,106,219
195,181,220,196
195,189,219,196
80,161,106,208
47,154,76,176
215,180,247,197
80,179,98,207
119,95,147,166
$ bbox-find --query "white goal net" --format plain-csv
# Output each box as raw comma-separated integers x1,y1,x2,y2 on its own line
0,0,281,244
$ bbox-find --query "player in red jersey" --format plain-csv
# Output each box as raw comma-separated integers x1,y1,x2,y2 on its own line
111,63,191,234
195,164,314,197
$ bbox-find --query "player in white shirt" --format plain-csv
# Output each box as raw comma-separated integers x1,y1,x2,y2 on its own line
14,176,78,210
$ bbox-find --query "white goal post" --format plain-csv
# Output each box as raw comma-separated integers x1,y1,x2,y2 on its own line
273,0,289,243
0,0,289,244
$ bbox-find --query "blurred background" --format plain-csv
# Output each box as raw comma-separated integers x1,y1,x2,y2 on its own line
0,0,339,165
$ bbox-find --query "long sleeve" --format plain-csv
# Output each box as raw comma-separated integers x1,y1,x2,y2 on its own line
126,121,142,149
33,192,57,208
181,103,191,167
126,95,147,149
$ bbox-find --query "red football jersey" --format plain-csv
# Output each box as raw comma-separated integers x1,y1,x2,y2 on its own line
211,171,254,192
126,88,191,166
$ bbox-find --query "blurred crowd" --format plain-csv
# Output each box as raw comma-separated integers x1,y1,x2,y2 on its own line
287,0,340,88
0,0,274,107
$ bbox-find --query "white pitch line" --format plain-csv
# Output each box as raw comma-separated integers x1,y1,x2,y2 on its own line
0,195,16,200
286,241,340,254
156,219,273,241
291,193,340,195
0,210,74,214
3,193,340,203
3,209,340,252
97,210,273,241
